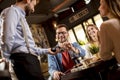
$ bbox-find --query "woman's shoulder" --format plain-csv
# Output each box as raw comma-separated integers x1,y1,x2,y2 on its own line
100,19,120,29
104,19,119,25
107,18,119,24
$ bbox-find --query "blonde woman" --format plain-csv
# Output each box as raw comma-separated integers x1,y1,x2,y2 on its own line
86,24,100,46
84,24,100,62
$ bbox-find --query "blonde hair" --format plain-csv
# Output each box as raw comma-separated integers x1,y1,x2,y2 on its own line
86,24,99,43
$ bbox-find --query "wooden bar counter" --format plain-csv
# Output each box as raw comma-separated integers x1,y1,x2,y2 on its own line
61,58,117,80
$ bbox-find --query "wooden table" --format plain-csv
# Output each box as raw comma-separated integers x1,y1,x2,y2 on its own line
61,58,117,80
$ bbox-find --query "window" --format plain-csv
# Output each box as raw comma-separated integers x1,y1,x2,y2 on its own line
87,18,94,24
68,29,76,43
94,14,103,29
74,24,87,43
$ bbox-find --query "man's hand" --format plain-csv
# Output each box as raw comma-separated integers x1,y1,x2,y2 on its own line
0,58,6,63
62,41,72,50
53,71,65,80
61,42,79,54
48,48,61,55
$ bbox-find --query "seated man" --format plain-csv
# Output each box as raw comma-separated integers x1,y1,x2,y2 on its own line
48,24,86,80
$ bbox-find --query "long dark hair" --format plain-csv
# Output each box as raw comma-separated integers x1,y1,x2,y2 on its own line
105,0,120,19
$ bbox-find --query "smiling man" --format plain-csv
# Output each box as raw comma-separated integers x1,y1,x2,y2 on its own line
48,24,86,80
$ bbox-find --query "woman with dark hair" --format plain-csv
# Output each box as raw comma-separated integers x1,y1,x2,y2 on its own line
99,0,120,64
99,0,120,80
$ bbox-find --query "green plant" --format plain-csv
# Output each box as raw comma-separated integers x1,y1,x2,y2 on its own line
89,44,99,55
79,40,86,45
